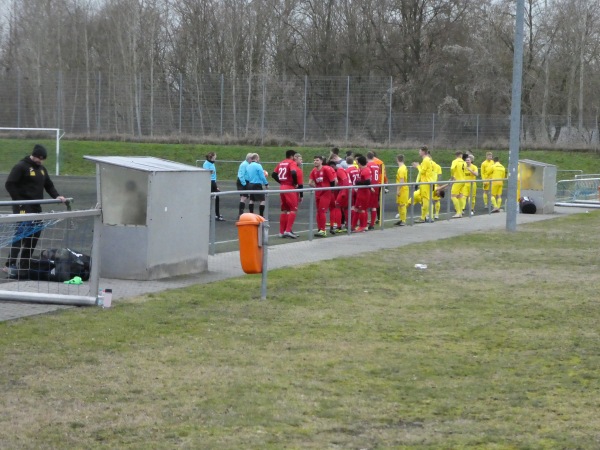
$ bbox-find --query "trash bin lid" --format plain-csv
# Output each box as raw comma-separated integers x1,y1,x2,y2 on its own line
236,213,266,226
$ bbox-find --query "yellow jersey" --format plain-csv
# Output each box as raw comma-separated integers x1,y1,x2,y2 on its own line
431,161,442,183
464,163,478,180
492,162,506,180
396,164,408,184
419,156,434,183
481,159,494,180
450,157,466,181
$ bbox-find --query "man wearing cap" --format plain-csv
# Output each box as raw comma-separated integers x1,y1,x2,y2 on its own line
3,145,66,276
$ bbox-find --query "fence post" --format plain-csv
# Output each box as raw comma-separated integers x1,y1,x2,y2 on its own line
308,190,315,241
220,74,224,142
261,75,266,145
388,76,393,145
476,114,480,149
431,113,435,149
345,76,350,142
179,73,183,134
17,67,21,128
56,70,62,129
303,75,308,143
209,195,216,256
97,72,101,134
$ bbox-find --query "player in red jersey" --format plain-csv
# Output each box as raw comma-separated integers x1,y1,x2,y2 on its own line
345,156,360,229
272,149,302,239
327,160,349,233
366,152,382,229
309,155,337,237
352,155,371,232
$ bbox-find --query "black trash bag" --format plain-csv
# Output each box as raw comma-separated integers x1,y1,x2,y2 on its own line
519,196,537,214
29,248,91,282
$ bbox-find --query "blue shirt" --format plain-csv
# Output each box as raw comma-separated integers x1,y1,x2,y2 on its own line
237,160,250,186
203,160,217,181
246,162,268,185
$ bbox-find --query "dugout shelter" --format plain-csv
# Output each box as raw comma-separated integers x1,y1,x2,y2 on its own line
85,156,210,280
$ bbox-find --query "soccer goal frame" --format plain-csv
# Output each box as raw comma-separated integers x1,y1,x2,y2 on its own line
0,127,63,175
0,200,102,307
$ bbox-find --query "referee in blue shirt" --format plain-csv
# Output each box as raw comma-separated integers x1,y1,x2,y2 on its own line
203,152,224,221
246,154,269,217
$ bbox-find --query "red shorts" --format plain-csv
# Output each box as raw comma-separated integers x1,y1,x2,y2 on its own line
279,185,299,212
355,187,370,210
316,190,333,211
336,188,349,208
368,187,381,209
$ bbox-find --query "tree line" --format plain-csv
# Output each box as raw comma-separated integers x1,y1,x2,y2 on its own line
0,0,598,144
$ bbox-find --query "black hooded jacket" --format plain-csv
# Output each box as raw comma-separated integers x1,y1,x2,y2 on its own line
5,156,60,213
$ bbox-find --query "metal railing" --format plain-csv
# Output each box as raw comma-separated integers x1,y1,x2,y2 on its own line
208,178,508,255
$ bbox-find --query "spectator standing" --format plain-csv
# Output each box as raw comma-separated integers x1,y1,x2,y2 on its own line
4,145,66,276
203,152,224,221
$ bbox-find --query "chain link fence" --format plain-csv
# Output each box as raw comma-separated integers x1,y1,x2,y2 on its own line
1,71,599,149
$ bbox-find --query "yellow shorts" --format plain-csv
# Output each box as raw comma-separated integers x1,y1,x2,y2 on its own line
451,182,465,196
396,187,409,205
462,181,476,197
413,190,422,205
491,182,503,197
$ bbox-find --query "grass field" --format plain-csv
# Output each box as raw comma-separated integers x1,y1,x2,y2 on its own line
1,138,600,179
1,211,599,448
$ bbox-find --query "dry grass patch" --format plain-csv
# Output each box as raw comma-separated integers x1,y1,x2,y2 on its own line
1,212,600,448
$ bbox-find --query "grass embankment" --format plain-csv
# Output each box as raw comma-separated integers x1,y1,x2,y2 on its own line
1,138,600,178
1,212,599,448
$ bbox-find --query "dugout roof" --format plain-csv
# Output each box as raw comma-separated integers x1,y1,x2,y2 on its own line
84,156,205,172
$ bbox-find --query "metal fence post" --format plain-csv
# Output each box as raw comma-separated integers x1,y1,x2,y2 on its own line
56,70,62,129
209,194,216,255
388,76,393,145
261,76,266,145
97,72,101,134
179,73,183,134
345,76,350,142
17,67,21,128
260,219,269,301
476,114,480,149
303,75,308,143
347,187,353,234
431,113,435,149
220,74,224,142
308,190,315,241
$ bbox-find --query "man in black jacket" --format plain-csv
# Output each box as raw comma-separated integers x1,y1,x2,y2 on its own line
3,145,66,275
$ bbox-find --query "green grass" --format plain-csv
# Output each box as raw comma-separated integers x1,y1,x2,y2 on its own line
1,212,600,448
1,138,600,179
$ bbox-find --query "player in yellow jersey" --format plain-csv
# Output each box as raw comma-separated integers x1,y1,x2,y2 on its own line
462,156,478,215
450,151,466,218
430,155,443,220
411,146,434,223
395,154,409,226
480,152,494,209
490,157,506,212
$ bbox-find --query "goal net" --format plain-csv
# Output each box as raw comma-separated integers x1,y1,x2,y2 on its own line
0,200,101,306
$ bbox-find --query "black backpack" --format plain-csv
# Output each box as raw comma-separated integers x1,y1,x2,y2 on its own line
29,248,91,282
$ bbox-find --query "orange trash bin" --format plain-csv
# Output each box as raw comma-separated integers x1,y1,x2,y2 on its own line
236,213,266,274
